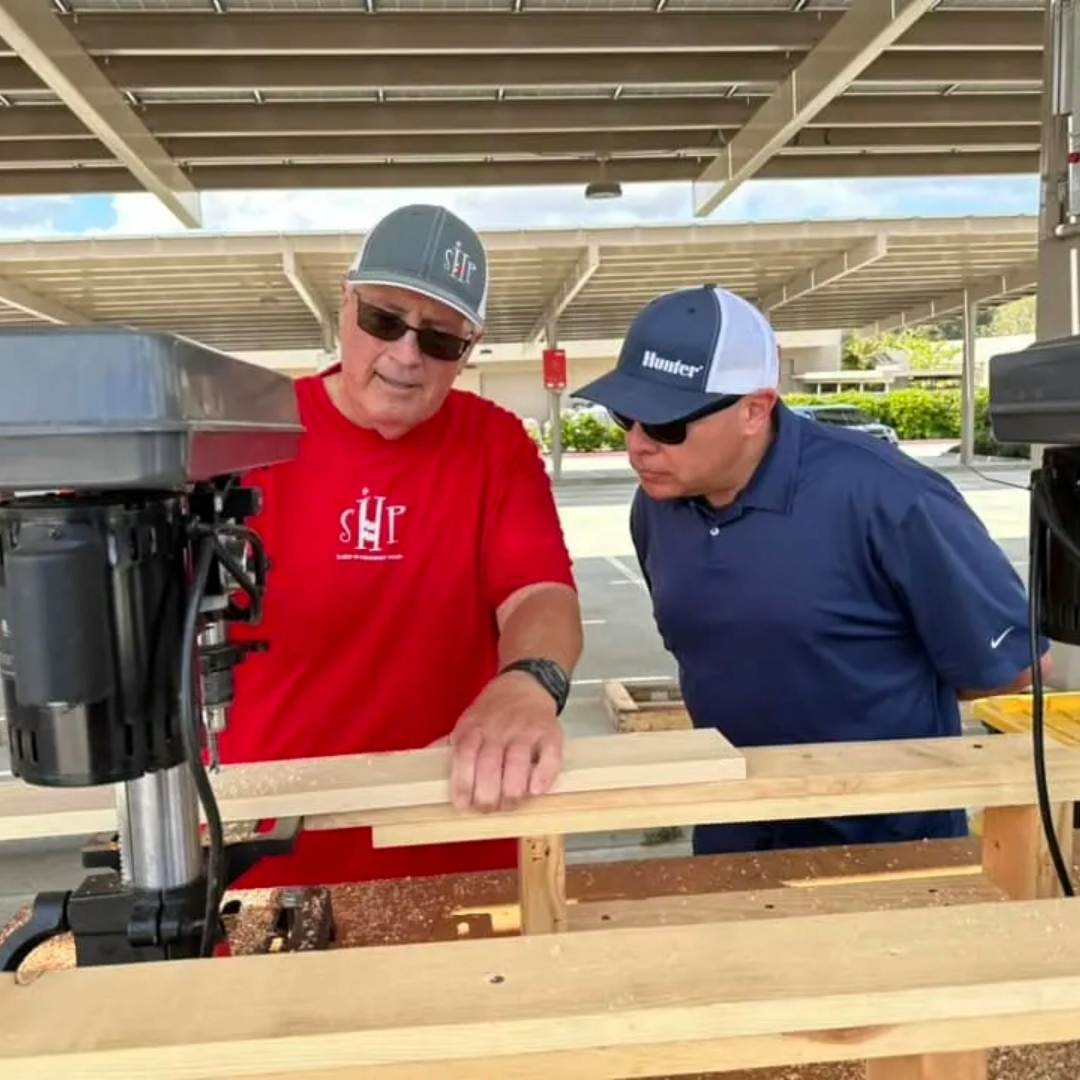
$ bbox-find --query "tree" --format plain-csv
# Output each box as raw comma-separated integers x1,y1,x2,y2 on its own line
842,327,962,371
986,295,1036,336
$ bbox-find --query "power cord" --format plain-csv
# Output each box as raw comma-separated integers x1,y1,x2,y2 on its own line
179,535,223,957
178,518,270,958
1026,467,1077,897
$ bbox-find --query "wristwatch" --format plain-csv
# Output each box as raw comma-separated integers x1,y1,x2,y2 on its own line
499,658,570,715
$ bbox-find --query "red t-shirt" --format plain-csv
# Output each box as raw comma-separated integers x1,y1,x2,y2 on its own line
216,369,576,888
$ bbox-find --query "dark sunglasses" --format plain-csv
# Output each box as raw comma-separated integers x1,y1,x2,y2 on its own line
356,300,473,362
609,395,742,445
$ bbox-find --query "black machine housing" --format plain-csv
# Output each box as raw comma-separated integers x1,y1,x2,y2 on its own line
988,330,1080,898
989,332,1080,645
0,327,328,971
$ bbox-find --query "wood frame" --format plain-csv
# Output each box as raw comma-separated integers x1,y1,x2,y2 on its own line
602,677,692,732
2,729,1080,1080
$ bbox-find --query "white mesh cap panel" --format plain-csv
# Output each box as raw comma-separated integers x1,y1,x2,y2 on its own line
704,287,779,394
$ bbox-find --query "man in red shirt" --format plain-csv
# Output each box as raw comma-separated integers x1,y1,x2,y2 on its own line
219,204,582,887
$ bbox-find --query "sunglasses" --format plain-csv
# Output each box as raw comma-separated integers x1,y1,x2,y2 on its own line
609,395,742,445
356,300,473,362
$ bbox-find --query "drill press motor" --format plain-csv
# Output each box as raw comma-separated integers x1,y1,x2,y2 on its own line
0,327,306,971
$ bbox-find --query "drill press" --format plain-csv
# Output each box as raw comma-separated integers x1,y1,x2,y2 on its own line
0,327,307,971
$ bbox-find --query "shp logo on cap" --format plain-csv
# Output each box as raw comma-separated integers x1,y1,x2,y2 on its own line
444,241,478,285
641,349,704,380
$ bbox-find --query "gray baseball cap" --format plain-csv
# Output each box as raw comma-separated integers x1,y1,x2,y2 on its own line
346,204,489,328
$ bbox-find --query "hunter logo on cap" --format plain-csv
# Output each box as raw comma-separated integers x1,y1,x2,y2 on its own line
641,349,705,381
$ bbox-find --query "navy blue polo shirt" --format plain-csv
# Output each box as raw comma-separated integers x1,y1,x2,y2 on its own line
630,401,1044,854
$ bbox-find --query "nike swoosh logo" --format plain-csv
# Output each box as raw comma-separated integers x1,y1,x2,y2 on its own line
990,627,1015,649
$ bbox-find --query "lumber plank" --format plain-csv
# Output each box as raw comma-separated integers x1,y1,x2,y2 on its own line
448,870,1007,938
146,1012,1080,1080
7,732,1080,849
567,870,1007,930
0,728,743,843
4,898,1080,1079
366,733,1080,847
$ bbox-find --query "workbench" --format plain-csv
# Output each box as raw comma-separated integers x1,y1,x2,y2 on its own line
3,729,1080,1080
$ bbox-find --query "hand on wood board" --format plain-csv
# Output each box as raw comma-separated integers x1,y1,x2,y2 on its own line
448,669,564,812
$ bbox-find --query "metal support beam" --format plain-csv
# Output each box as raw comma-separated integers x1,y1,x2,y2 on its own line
53,10,1048,55
857,262,1039,336
692,0,938,216
959,289,977,467
528,245,600,344
283,245,335,353
757,235,887,312
0,0,201,228
0,274,88,324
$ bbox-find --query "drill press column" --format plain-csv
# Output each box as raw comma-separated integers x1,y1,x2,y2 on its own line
115,767,202,893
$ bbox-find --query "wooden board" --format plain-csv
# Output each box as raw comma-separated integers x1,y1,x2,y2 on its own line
4,898,1080,1078
602,678,692,732
0,727,745,843
365,733,1080,847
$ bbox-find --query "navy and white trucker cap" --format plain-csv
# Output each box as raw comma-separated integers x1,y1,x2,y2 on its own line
573,285,779,424
346,203,489,328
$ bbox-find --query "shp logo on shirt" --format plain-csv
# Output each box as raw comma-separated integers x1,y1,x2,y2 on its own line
338,488,406,561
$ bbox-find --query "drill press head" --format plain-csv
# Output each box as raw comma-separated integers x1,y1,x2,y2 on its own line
988,332,1080,648
0,326,302,789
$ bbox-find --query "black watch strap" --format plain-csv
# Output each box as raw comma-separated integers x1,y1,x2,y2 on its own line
499,658,570,715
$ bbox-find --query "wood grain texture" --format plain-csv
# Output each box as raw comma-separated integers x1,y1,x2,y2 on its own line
4,898,1080,1078
368,734,1080,847
0,727,744,842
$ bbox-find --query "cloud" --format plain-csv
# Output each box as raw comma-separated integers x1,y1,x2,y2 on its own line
100,174,1040,238
0,194,82,239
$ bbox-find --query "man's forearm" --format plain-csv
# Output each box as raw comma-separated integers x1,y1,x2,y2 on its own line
496,582,583,675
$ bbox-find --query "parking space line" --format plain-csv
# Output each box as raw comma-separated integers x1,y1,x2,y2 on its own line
573,675,672,687
604,555,647,591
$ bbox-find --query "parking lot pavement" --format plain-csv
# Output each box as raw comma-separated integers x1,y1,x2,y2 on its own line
0,463,1039,924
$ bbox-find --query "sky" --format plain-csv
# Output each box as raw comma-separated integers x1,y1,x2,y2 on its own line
0,173,1042,239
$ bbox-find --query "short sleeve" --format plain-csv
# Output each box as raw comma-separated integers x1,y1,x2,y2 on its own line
877,480,1046,692
481,413,577,610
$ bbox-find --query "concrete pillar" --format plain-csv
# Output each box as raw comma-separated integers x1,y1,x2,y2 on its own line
1037,0,1080,688
960,289,978,467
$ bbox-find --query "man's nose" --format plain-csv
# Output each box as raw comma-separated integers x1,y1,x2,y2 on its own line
386,326,425,366
625,424,655,454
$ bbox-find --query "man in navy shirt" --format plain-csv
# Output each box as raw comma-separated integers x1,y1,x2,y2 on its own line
573,284,1050,855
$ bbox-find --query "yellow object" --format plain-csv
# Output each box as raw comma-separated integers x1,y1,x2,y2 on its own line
965,692,1080,835
969,690,1080,747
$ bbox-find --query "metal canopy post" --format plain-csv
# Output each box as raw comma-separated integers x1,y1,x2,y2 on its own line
545,323,563,484
960,289,978,467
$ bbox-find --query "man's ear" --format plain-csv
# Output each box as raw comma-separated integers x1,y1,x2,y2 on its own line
746,389,779,433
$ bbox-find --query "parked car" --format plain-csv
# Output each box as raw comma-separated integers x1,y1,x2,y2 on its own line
790,404,900,445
